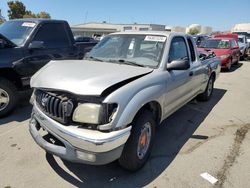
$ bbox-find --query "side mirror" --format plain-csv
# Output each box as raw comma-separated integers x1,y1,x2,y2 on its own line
28,41,45,50
167,59,190,71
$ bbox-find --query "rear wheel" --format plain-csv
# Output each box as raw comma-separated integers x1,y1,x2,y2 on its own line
119,110,156,171
0,78,19,117
197,75,215,101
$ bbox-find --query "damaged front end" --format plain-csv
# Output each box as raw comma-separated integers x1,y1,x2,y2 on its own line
33,89,119,131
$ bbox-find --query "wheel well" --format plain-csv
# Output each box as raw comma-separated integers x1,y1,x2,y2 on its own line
0,68,22,89
135,101,162,125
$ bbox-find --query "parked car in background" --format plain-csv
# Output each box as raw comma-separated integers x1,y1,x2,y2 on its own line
74,36,97,43
198,37,240,71
0,19,96,117
237,35,249,60
29,31,220,171
233,32,250,59
193,34,210,47
232,31,250,44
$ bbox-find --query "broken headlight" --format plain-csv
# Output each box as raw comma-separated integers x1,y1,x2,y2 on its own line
72,103,118,125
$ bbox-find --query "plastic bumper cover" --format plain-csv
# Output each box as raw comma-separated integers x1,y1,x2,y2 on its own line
29,104,131,165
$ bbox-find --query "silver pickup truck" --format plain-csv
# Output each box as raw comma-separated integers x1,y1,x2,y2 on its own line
29,31,220,171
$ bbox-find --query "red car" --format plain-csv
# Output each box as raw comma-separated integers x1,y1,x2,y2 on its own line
198,36,240,71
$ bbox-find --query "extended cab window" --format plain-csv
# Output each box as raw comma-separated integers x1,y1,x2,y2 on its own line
187,38,196,62
33,23,70,48
168,37,189,62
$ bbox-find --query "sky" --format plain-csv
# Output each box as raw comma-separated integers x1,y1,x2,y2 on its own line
0,0,250,31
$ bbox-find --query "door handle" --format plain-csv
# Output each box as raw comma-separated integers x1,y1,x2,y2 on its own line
189,71,194,76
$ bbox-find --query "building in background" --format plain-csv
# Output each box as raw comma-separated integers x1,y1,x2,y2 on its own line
165,25,186,32
71,21,213,38
200,26,213,34
231,23,250,32
186,24,212,34
71,22,166,37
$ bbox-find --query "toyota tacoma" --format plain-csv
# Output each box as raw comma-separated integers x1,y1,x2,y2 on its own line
29,31,220,171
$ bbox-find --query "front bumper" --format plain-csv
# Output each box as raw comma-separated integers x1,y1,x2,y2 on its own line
29,103,131,165
220,57,230,69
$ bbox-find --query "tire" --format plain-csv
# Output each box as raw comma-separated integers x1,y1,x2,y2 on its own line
119,110,156,171
226,59,232,71
240,52,245,61
235,56,240,64
0,78,19,117
197,75,215,102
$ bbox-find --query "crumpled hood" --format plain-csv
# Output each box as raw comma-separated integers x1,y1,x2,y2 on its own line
31,60,153,96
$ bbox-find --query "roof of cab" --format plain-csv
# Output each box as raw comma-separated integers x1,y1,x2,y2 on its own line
8,18,67,24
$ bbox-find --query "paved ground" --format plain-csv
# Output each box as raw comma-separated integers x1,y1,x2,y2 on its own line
0,61,250,188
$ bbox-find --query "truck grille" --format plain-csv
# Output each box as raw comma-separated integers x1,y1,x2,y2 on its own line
35,90,74,124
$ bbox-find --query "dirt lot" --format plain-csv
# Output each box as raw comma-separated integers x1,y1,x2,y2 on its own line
0,61,250,188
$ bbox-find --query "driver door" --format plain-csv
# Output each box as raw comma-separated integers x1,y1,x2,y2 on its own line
163,37,193,117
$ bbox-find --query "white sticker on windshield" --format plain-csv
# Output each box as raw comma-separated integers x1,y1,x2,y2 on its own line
22,22,36,27
144,36,166,42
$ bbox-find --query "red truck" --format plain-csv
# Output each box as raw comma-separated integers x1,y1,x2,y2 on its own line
198,34,240,71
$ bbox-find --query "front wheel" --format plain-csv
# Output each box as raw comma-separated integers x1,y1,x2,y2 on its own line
119,110,156,171
226,59,232,71
0,78,19,117
235,56,240,64
197,75,215,101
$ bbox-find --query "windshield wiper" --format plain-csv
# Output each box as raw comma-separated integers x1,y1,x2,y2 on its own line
108,59,145,67
86,56,104,62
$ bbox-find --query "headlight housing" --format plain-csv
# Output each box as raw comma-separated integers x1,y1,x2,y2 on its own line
30,90,35,104
220,54,230,59
72,103,118,125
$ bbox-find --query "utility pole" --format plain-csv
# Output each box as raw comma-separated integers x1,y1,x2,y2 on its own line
84,11,88,23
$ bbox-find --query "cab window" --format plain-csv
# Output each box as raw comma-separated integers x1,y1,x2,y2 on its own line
168,37,189,63
33,23,70,48
187,38,196,62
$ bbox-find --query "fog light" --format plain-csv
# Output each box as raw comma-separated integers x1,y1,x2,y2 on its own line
76,150,96,162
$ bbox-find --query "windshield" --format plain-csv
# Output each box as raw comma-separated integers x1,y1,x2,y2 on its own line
86,34,166,68
238,37,244,43
0,21,36,46
200,39,230,49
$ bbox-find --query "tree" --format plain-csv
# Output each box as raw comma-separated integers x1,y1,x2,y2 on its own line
188,28,200,35
23,11,51,19
37,11,50,18
7,1,51,19
7,1,26,19
23,10,36,18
